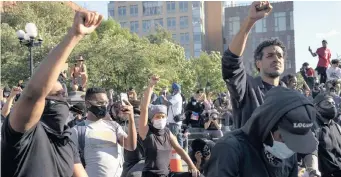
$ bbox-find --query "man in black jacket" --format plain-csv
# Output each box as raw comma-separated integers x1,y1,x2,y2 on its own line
313,93,341,177
223,1,287,129
204,87,318,177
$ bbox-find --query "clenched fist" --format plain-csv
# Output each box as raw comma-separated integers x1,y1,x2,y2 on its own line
70,10,103,37
248,1,273,22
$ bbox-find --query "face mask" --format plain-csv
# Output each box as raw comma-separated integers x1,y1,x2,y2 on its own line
192,101,197,106
264,141,295,159
317,106,337,120
41,99,70,133
152,119,167,129
88,105,107,119
3,92,10,97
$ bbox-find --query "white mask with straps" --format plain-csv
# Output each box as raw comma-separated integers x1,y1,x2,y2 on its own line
153,119,167,129
264,141,295,159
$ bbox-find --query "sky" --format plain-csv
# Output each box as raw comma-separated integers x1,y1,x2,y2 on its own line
75,1,341,72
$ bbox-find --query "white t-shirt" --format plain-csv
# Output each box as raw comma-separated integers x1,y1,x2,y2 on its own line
167,93,183,125
326,67,341,81
71,119,127,177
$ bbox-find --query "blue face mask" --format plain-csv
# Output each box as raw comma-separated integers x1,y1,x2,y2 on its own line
264,141,295,159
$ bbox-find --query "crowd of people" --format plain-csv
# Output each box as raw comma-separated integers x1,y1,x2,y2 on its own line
1,1,341,177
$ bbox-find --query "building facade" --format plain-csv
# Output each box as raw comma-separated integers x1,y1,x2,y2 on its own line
108,1,205,58
224,1,295,75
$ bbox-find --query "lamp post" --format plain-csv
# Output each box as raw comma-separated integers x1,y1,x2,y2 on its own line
16,23,43,76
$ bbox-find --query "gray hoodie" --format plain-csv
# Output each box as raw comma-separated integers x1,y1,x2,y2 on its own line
204,87,316,177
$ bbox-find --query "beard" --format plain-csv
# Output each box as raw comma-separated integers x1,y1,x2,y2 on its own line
265,71,282,78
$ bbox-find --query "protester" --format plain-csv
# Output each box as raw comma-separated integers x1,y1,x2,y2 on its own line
70,87,137,177
300,62,316,90
1,87,22,119
128,87,138,101
71,55,88,91
204,87,318,177
313,93,341,177
1,87,11,107
190,139,213,174
67,103,86,128
281,74,298,90
326,59,341,81
222,1,288,129
203,109,223,139
139,75,199,177
309,40,332,84
1,10,103,177
163,83,184,147
185,96,205,128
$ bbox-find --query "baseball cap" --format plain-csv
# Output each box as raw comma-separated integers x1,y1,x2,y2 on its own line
277,105,318,154
172,83,181,90
69,103,85,114
76,56,84,61
191,139,211,157
322,40,328,44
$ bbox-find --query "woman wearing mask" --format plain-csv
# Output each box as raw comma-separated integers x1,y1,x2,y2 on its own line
139,75,200,177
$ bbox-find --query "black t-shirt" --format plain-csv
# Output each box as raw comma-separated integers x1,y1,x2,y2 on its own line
1,118,80,177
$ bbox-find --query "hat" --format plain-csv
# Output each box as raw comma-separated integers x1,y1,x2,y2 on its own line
172,83,181,90
76,56,85,61
69,103,85,114
322,40,328,44
3,87,11,93
149,105,167,119
191,139,210,157
313,93,333,105
277,105,318,154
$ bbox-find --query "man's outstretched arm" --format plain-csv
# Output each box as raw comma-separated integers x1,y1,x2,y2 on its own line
9,11,103,133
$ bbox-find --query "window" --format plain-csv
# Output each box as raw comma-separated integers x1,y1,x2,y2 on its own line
289,11,294,30
120,22,128,28
108,9,114,17
118,6,126,17
180,33,190,44
193,33,201,43
185,47,191,58
274,12,286,32
154,18,163,28
287,35,291,50
142,2,163,16
195,50,201,57
172,34,177,41
130,5,138,17
167,17,176,30
180,16,188,29
192,1,200,8
167,1,176,13
286,60,292,69
192,16,200,25
130,21,139,33
228,17,240,35
179,1,188,12
142,20,151,32
255,18,267,33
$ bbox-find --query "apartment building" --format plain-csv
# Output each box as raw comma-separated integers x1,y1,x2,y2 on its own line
224,1,296,75
108,1,205,58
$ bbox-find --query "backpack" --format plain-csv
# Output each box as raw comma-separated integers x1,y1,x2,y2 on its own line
75,120,87,167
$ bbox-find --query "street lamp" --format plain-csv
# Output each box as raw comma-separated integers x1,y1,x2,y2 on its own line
16,23,43,76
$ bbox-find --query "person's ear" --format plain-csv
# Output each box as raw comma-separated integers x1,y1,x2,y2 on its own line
256,60,262,71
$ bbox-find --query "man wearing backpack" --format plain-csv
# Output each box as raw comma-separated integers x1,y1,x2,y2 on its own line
70,87,137,177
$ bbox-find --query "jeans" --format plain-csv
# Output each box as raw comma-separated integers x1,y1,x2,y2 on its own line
316,66,327,84
167,123,183,148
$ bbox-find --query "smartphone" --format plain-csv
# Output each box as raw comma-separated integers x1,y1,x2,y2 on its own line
120,93,129,106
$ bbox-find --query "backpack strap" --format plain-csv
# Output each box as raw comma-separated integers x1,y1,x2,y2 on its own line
76,120,87,167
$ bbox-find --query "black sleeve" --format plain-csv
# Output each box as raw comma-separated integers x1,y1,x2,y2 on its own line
288,154,299,177
222,49,247,104
204,137,241,177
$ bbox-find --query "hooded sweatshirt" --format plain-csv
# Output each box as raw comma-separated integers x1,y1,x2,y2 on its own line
204,87,315,177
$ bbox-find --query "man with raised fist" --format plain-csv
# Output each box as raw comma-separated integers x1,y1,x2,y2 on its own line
1,10,103,177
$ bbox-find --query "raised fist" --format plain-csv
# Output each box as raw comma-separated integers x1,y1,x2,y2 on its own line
149,75,160,87
71,10,103,37
248,1,273,22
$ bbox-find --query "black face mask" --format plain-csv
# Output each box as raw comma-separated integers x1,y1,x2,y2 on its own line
41,99,70,133
88,105,107,119
317,106,337,120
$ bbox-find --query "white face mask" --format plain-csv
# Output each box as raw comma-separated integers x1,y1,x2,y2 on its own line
264,141,295,159
153,119,167,129
192,101,197,106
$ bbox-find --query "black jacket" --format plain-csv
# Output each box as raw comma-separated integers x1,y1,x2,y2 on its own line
204,87,315,177
222,49,286,129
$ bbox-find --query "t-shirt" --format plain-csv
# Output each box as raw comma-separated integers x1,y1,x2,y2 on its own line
316,47,331,68
326,67,341,81
306,68,315,77
1,118,80,177
167,93,183,125
71,119,127,177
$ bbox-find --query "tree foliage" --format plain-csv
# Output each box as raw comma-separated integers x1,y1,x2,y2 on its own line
1,2,226,98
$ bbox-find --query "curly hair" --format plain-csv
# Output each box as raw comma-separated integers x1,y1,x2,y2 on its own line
254,38,287,72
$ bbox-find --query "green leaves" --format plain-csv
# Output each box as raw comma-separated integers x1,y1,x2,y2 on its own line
1,2,226,98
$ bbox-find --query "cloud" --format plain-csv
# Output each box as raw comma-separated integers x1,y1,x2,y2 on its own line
316,29,340,38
